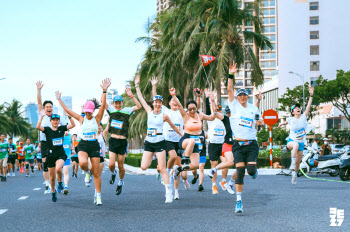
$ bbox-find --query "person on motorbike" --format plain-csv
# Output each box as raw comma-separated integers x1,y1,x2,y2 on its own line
320,138,332,156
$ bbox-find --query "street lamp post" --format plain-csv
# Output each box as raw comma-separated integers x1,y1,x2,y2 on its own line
289,71,305,111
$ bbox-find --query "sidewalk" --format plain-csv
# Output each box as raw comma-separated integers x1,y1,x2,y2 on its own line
105,159,286,176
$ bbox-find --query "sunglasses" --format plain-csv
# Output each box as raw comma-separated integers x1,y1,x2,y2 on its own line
188,107,197,112
237,93,248,97
51,114,60,119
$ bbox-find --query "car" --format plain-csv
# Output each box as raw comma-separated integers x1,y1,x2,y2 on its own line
333,144,346,154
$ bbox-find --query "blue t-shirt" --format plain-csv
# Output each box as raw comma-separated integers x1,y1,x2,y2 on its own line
63,134,72,159
35,146,42,159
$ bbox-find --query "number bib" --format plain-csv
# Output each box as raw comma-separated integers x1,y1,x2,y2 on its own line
169,124,181,132
52,138,63,146
214,128,224,136
0,148,6,153
295,128,306,139
147,128,157,137
63,145,69,149
82,132,97,141
111,119,123,129
239,117,254,128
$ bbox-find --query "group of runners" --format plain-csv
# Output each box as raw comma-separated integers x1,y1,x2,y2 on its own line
0,61,315,213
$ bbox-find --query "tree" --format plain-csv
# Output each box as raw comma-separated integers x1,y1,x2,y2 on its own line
4,100,31,138
257,126,289,146
315,70,350,122
0,104,11,135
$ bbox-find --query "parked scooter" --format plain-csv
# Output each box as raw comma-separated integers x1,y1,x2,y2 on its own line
298,146,341,177
339,149,350,181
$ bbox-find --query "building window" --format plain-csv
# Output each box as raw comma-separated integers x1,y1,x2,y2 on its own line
270,52,276,58
270,0,275,6
310,16,319,25
263,9,269,15
264,27,270,33
310,45,319,55
245,20,252,26
246,88,253,95
271,69,278,76
310,61,320,71
248,97,253,104
270,17,275,24
263,61,270,68
270,26,276,32
270,9,275,15
245,62,252,69
264,70,270,76
245,80,252,86
310,2,319,10
245,71,252,78
310,77,319,87
236,80,244,86
271,61,276,67
310,31,319,39
264,18,269,24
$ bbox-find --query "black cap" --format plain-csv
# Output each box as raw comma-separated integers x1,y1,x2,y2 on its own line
291,103,301,113
225,106,231,113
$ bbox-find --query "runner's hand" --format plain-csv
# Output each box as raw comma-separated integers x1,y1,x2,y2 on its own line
194,88,201,96
169,88,176,96
55,91,61,100
40,109,46,117
229,61,238,74
36,81,44,90
101,78,111,91
125,87,133,97
309,86,314,95
151,77,158,86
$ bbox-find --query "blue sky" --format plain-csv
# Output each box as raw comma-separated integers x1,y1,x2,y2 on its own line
0,0,156,112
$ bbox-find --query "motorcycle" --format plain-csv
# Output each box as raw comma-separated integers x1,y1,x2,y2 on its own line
339,149,350,181
297,146,341,177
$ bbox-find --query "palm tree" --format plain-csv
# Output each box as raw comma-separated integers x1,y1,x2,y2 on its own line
4,100,31,138
0,104,11,135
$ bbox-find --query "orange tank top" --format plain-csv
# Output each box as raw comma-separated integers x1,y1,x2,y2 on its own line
184,114,202,132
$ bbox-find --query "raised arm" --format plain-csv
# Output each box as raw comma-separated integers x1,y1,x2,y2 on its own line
56,91,83,124
304,86,314,117
207,90,224,120
36,81,44,112
255,91,262,107
102,123,109,140
200,112,216,121
126,87,142,111
151,77,158,97
65,112,76,130
36,110,46,132
277,121,288,128
194,88,202,108
96,78,111,123
164,114,182,136
228,61,238,102
169,88,187,117
135,75,152,113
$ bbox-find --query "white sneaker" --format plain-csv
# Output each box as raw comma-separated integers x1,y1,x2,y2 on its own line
96,196,102,206
291,172,297,185
85,173,91,187
224,183,235,195
160,178,164,185
172,165,180,180
174,192,179,200
94,195,97,204
12,172,15,177
289,163,296,170
7,173,11,177
44,187,51,194
165,193,173,203
82,171,85,175
183,180,190,190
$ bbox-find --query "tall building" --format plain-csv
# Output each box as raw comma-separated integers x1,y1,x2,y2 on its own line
25,103,38,128
58,96,72,123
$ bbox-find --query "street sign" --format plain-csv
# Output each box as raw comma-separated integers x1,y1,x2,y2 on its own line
262,142,268,147
263,109,279,126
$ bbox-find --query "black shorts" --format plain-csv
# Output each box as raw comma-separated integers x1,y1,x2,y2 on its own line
109,138,127,155
232,140,259,164
209,143,223,161
47,154,67,168
179,133,201,154
36,158,42,163
100,157,105,163
71,157,79,163
25,159,35,164
144,140,166,153
41,141,49,158
165,141,182,157
8,156,16,164
77,140,100,158
18,159,25,163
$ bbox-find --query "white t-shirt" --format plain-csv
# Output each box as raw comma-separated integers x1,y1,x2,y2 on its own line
311,141,319,151
286,114,309,142
107,105,134,114
208,118,226,144
162,106,183,142
228,98,262,141
98,134,106,158
37,112,65,141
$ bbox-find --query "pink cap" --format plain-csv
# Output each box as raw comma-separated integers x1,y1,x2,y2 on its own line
83,101,95,113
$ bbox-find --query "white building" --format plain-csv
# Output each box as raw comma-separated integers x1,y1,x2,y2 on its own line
58,96,72,124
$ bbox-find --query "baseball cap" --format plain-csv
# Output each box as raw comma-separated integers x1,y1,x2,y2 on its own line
83,101,95,113
236,88,249,96
20,142,24,145
323,138,328,141
113,95,123,102
217,105,222,111
291,103,301,113
152,95,163,102
50,114,60,121
225,106,231,113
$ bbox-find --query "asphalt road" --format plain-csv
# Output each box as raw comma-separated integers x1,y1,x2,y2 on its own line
0,166,349,232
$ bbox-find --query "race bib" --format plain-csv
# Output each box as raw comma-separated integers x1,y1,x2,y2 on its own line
82,132,97,141
169,124,181,132
111,119,123,129
190,136,201,145
52,138,63,146
239,117,253,128
147,128,157,137
214,128,224,136
198,144,203,151
0,148,6,153
63,145,69,149
100,148,103,155
295,128,306,138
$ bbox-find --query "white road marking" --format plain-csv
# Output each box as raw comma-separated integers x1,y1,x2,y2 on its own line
18,196,29,200
33,188,41,190
0,209,8,215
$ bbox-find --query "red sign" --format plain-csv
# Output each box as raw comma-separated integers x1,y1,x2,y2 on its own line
200,55,216,67
263,109,279,126
262,142,268,147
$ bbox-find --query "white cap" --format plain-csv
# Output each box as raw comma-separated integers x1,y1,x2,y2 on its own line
323,138,328,141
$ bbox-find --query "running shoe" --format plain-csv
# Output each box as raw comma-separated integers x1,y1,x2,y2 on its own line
109,173,116,185
191,176,198,185
17,167,19,171
57,186,62,193
116,185,123,195
12,172,15,177
174,192,179,200
165,193,173,203
2,176,6,182
85,172,91,187
75,173,77,178
220,181,227,191
156,172,161,180
31,170,35,175
44,186,51,194
208,169,215,179
224,183,235,195
212,185,218,195
7,172,11,177
96,196,102,206
198,185,204,191
94,195,97,204
172,165,180,180
235,200,243,213
52,192,57,202
183,180,190,190
63,187,69,195
291,175,297,185
0,176,3,182
289,163,295,171
26,174,29,177
251,170,258,179
72,172,75,177
82,171,85,175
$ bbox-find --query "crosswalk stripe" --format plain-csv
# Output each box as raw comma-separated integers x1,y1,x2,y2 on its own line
33,188,41,191
18,196,29,200
0,209,8,215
